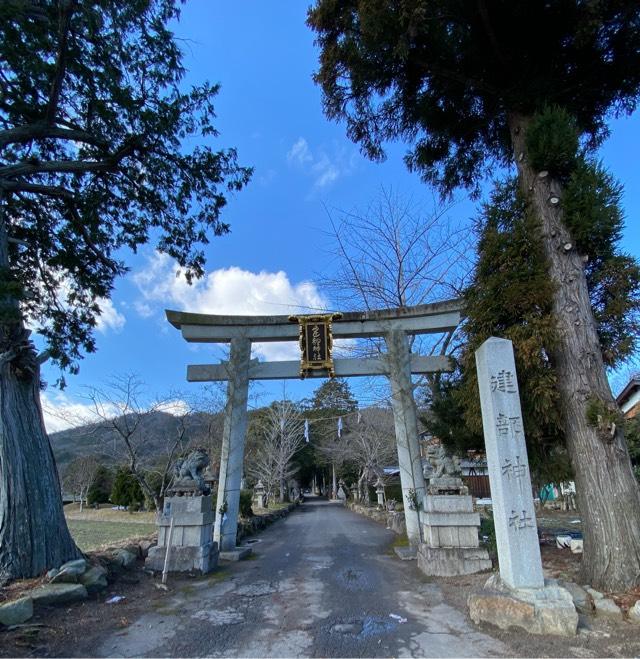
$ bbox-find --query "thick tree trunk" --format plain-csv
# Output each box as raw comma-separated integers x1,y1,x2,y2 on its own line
509,114,640,590
0,336,81,582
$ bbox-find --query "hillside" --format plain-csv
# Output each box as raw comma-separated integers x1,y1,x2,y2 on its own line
50,410,224,473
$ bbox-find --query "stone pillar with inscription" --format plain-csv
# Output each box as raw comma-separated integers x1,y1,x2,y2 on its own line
468,337,578,636
475,337,543,589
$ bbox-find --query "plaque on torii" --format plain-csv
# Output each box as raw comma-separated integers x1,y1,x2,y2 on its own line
288,313,342,378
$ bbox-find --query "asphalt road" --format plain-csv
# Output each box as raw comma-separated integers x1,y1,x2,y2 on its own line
98,499,508,658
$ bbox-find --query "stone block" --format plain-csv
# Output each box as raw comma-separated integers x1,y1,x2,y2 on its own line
219,546,252,561
424,494,473,513
0,597,33,626
428,476,466,494
163,494,212,516
468,574,578,637
628,600,640,623
594,598,622,621
31,584,88,606
422,511,481,527
394,546,417,561
79,565,108,594
59,558,87,573
559,581,593,615
139,540,156,558
113,548,137,568
424,524,480,548
145,541,218,573
418,544,492,577
158,511,215,527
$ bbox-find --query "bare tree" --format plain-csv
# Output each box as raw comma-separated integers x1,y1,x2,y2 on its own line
62,456,99,512
331,408,397,504
321,187,472,396
246,401,306,504
81,374,194,511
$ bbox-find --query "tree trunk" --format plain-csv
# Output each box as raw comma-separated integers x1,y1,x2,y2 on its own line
509,114,640,590
279,478,285,504
0,192,80,582
0,338,81,582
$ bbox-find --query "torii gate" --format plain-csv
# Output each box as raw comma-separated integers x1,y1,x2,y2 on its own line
166,298,462,552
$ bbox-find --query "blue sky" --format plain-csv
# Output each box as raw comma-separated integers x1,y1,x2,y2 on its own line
41,2,640,431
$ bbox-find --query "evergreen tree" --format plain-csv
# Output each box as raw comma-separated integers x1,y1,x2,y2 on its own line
110,467,144,510
309,0,640,589
306,378,358,491
86,465,114,506
0,1,250,579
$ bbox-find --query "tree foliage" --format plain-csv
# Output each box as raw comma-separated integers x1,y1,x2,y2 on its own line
308,0,640,198
427,147,640,480
110,466,144,509
86,465,113,505
0,0,251,376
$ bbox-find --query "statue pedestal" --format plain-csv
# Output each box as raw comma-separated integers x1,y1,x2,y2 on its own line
417,479,491,577
146,494,218,574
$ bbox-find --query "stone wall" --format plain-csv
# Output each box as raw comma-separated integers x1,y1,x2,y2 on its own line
237,503,298,542
346,502,407,537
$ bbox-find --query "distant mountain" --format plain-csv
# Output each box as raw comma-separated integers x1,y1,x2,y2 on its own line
49,410,224,473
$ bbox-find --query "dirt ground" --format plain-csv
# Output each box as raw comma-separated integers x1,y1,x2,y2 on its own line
1,544,639,658
2,507,640,658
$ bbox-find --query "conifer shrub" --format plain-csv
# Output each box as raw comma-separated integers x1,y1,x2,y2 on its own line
525,106,579,177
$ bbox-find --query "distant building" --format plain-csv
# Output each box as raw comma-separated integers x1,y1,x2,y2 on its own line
616,377,640,419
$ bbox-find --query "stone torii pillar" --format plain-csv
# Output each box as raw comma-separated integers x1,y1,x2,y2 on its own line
385,330,427,546
213,337,251,555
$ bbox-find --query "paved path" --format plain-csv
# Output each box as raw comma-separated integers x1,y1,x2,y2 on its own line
99,499,509,658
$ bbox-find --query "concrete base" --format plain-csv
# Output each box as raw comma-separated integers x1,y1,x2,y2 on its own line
394,546,417,561
468,574,578,637
418,544,491,577
219,546,252,562
146,542,218,574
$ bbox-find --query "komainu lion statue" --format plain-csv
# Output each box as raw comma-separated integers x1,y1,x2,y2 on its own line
173,448,211,494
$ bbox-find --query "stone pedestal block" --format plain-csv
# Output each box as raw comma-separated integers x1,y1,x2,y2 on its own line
418,545,492,577
417,491,491,577
468,574,578,637
145,494,218,574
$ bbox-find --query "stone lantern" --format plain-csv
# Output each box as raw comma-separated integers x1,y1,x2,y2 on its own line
350,482,359,502
254,480,266,509
375,478,385,507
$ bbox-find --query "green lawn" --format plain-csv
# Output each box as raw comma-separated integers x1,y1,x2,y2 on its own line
67,519,156,552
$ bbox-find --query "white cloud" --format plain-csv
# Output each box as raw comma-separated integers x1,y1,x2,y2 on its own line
286,137,313,165
41,391,101,433
312,154,339,188
286,137,357,190
42,390,192,434
132,253,329,361
156,398,191,416
95,297,126,333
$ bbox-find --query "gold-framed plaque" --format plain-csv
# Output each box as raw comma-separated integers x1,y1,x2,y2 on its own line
288,313,342,378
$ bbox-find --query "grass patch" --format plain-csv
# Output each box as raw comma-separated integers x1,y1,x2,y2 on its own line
67,519,156,552
391,534,410,548
65,504,155,525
